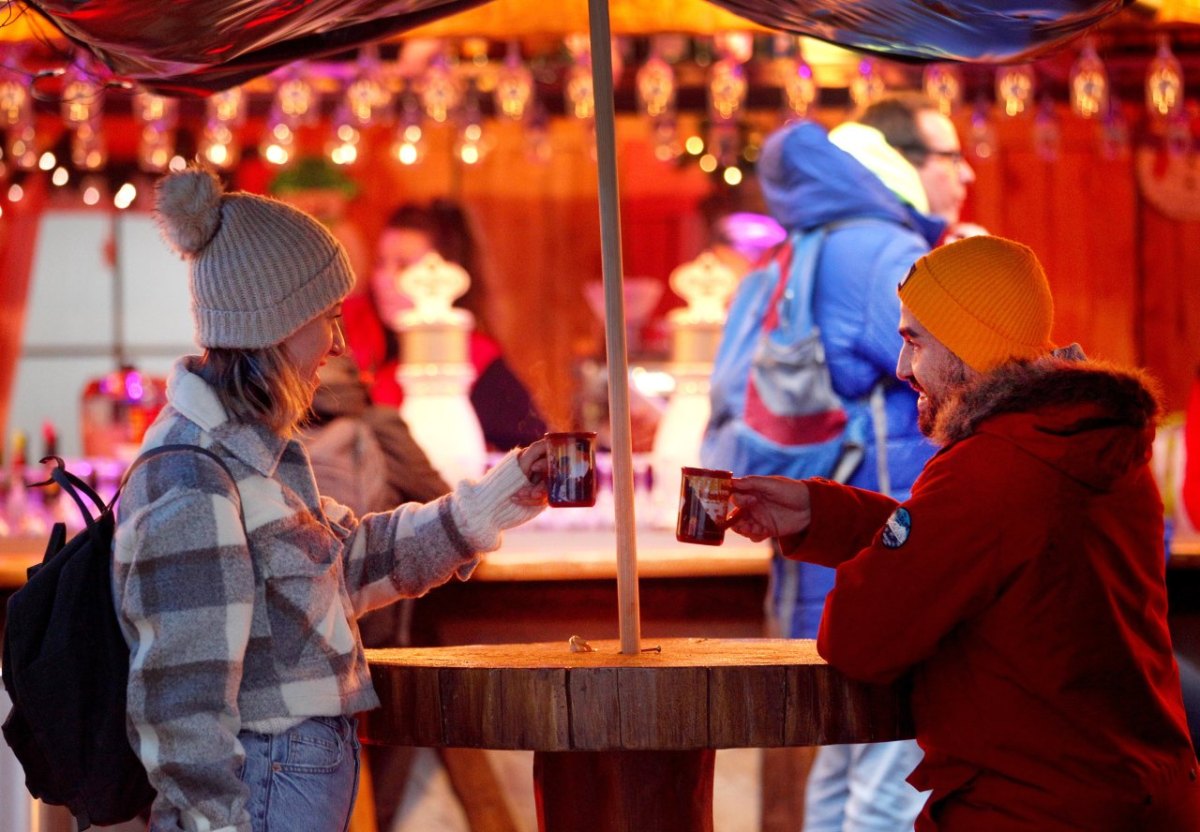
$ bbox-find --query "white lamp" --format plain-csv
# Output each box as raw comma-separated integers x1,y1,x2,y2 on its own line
394,252,487,485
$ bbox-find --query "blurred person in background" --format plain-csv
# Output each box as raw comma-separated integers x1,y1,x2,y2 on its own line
345,200,547,451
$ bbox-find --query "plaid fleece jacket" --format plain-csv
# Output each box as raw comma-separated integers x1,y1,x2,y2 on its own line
113,359,541,832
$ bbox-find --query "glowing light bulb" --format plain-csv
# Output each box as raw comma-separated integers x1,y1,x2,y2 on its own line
1146,35,1184,121
637,54,676,119
923,64,962,116
995,65,1035,117
850,59,885,108
421,54,461,123
708,58,746,121
1069,39,1108,119
782,57,817,119
495,42,534,121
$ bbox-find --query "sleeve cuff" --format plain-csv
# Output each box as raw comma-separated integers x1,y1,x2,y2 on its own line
451,450,544,552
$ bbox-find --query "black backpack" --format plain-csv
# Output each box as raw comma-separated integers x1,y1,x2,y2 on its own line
1,444,241,830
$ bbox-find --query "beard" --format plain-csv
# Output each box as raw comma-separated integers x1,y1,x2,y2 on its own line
915,356,972,437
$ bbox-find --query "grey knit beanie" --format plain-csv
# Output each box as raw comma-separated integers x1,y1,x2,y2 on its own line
154,167,355,348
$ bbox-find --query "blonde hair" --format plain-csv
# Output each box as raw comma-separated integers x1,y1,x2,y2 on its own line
197,345,315,437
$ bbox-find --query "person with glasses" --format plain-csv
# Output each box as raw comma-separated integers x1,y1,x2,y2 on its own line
709,93,977,832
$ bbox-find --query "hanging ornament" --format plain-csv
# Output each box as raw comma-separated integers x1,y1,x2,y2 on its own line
259,103,295,166
391,92,427,166
71,122,107,170
1033,96,1061,162
0,66,30,127
60,59,103,126
850,58,885,109
134,88,177,174
275,66,317,125
923,64,963,115
565,49,595,121
968,96,998,160
708,58,747,122
652,114,681,163
637,52,676,120
421,51,461,124
137,123,173,172
209,87,245,125
203,90,242,170
1146,35,1184,122
495,41,534,121
455,82,488,166
995,64,1035,117
1069,38,1108,120
134,90,177,128
7,120,36,170
199,117,238,170
1098,94,1130,162
326,104,361,166
346,44,392,126
0,66,36,170
781,54,817,120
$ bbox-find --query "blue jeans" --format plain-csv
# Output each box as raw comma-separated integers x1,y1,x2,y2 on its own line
804,741,927,832
238,715,361,832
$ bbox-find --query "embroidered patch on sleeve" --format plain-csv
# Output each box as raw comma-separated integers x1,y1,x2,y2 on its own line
881,507,911,549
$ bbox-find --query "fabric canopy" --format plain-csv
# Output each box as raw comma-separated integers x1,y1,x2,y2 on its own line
10,0,1134,95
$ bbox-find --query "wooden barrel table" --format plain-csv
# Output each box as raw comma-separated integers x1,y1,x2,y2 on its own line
363,637,913,832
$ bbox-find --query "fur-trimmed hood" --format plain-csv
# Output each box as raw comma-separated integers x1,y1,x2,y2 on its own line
933,356,1162,491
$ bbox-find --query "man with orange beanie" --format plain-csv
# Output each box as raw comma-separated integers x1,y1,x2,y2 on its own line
729,235,1200,830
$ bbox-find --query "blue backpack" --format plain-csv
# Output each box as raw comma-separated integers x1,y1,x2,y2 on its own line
701,224,879,485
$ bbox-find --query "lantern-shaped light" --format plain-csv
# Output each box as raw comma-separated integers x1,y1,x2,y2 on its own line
60,60,103,127
923,64,962,115
391,95,427,166
260,104,295,167
637,54,676,120
850,59,885,109
565,47,595,121
781,56,817,120
327,104,361,166
1146,35,1184,121
72,122,107,171
708,58,747,121
421,52,461,124
209,87,245,125
495,41,534,121
346,45,391,126
995,65,1035,117
1069,39,1108,120
276,68,317,126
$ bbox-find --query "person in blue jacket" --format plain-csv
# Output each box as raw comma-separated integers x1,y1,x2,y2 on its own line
753,94,976,831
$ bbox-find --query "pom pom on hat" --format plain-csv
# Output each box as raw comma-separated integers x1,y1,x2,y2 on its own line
153,166,355,350
155,168,223,256
898,236,1055,373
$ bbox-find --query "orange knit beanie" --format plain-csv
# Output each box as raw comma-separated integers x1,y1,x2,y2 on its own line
898,236,1055,372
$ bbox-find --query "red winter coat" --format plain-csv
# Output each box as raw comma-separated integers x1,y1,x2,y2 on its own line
783,357,1199,831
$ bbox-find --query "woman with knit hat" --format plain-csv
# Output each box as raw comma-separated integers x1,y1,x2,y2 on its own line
727,236,1199,830
112,167,550,832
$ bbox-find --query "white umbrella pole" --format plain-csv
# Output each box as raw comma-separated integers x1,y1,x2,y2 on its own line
587,0,641,655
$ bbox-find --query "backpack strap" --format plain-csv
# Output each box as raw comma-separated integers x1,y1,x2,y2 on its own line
115,444,246,528
29,456,107,530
